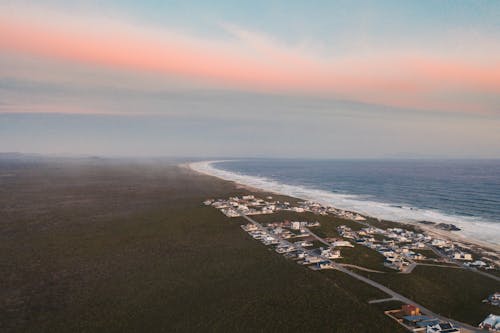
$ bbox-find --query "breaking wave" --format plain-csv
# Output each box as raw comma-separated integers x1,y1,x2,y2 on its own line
190,160,500,248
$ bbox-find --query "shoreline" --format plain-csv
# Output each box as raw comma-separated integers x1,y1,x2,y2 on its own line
186,161,500,253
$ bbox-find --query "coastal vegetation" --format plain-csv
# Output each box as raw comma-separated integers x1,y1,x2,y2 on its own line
0,158,404,332
362,265,500,325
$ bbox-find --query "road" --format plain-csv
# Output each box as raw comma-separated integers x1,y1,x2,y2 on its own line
303,227,331,247
339,263,385,273
368,297,396,304
400,261,417,274
238,211,482,332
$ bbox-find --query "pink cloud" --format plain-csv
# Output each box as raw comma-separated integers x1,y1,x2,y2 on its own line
0,11,498,114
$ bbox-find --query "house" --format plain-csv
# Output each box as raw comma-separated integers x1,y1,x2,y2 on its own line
272,227,284,234
431,239,448,247
294,240,313,248
321,248,341,259
403,315,432,326
416,319,440,329
402,304,421,316
301,255,322,265
487,292,500,306
491,292,500,300
332,240,354,247
407,252,426,260
479,314,500,331
242,224,258,232
453,252,472,261
469,260,488,268
426,322,460,333
316,260,333,269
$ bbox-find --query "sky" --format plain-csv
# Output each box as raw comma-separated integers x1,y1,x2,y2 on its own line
0,0,499,158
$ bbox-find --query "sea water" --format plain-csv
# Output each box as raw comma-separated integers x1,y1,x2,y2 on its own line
191,159,500,247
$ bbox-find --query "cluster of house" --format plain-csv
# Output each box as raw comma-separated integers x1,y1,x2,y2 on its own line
205,196,498,271
294,200,498,270
240,220,342,270
427,239,499,270
295,201,367,220
205,195,370,220
386,304,461,332
204,195,282,217
479,314,500,331
335,222,498,272
483,292,500,307
337,225,427,271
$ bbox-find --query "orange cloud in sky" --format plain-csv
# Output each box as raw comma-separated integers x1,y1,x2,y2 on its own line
0,11,499,114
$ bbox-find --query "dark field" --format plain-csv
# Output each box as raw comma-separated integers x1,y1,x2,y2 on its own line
361,265,499,325
0,157,405,333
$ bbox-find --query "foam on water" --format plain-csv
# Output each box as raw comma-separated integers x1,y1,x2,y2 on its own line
190,160,500,247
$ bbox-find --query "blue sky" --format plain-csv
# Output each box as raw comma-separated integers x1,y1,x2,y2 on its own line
0,0,499,157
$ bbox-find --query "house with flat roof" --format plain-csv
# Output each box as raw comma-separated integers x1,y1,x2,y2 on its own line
426,322,460,333
479,314,500,331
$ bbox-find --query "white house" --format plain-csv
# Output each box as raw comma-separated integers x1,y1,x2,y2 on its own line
332,240,354,247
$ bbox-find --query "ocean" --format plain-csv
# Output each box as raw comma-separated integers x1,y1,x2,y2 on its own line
190,159,500,246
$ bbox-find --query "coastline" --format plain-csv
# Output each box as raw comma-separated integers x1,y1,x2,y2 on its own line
186,160,500,253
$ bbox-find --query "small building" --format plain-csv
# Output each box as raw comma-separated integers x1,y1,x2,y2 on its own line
426,322,460,333
469,260,487,268
321,248,341,259
402,304,421,316
452,252,472,261
403,315,432,326
479,314,500,331
332,240,354,247
486,292,500,306
316,260,333,269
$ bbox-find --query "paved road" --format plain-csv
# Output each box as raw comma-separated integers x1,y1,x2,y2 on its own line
331,264,479,332
303,227,331,247
368,297,397,304
339,263,385,273
239,212,482,332
417,263,465,269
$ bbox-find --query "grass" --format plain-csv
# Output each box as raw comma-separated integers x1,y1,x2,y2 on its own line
371,300,406,312
415,249,441,259
337,245,393,272
0,158,404,333
360,265,500,325
364,216,421,233
319,270,390,302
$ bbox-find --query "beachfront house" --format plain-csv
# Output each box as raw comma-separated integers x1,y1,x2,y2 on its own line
452,252,472,261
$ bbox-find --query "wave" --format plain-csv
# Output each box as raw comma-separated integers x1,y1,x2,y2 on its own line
189,160,500,247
